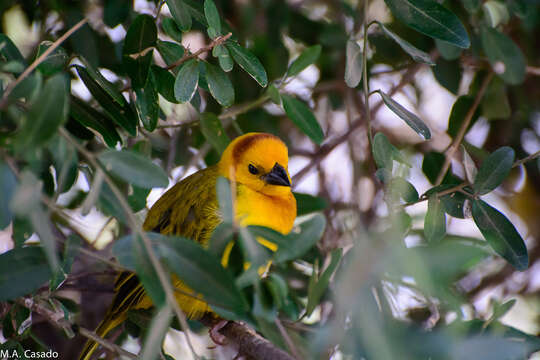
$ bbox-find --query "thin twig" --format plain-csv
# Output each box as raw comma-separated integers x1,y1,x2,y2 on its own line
0,18,88,109
166,32,233,71
59,128,199,359
513,149,540,168
274,317,302,360
362,0,373,148
434,71,493,185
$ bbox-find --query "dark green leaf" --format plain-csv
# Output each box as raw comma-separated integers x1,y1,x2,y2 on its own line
9,72,42,103
74,65,137,136
472,199,528,270
174,59,199,102
372,132,394,170
0,247,51,301
275,214,326,263
473,146,514,195
35,42,69,76
78,56,126,105
435,39,462,60
266,84,281,105
139,305,172,360
166,0,192,31
226,42,268,87
481,27,525,85
213,44,233,72
70,96,122,147
204,0,221,35
281,94,324,144
151,66,177,103
425,196,446,242
391,177,419,203
482,76,510,120
344,39,363,88
161,17,183,42
123,14,157,88
287,45,322,77
384,0,470,48
134,235,166,307
294,192,328,216
156,40,184,67
135,71,159,131
104,0,130,27
98,150,169,189
462,0,481,13
306,248,342,317
376,90,431,140
432,58,461,95
422,152,458,185
200,112,230,153
204,62,234,107
376,22,434,65
16,73,69,149
0,161,17,229
0,34,25,67
447,96,481,138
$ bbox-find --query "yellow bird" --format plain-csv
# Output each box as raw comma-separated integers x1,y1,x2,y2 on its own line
80,132,297,360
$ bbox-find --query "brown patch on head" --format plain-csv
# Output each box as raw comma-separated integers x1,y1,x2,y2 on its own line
232,133,280,163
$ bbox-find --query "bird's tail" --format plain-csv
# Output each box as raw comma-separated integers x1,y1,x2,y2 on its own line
78,310,126,360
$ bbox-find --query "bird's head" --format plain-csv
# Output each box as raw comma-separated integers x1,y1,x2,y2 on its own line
218,133,292,197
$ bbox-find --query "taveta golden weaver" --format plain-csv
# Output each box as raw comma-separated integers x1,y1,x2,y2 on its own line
80,132,297,359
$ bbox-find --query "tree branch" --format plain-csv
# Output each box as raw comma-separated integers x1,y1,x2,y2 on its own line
166,32,233,71
200,315,295,360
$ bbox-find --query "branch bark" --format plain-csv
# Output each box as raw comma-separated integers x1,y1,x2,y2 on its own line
200,315,295,360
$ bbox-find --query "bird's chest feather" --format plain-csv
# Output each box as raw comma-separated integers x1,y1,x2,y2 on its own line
234,184,296,234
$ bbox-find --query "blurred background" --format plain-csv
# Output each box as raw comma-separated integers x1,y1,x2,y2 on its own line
1,0,540,359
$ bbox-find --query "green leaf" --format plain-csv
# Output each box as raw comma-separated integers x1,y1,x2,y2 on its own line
174,59,199,103
103,0,130,27
447,96,481,138
74,65,137,136
0,247,52,301
391,177,419,203
151,65,177,104
425,196,446,242
157,233,249,319
482,76,510,120
462,0,481,13
0,161,17,229
204,0,221,35
156,40,184,67
213,44,234,72
166,0,192,31
306,248,342,317
200,113,231,153
481,26,525,85
216,177,234,224
435,39,462,61
376,22,434,65
35,41,69,76
204,62,234,107
226,42,268,87
70,96,122,147
462,146,477,184
432,58,461,95
134,235,166,307
473,146,514,195
266,84,281,105
372,132,394,170
15,73,69,149
281,94,324,144
123,14,157,88
135,71,159,131
98,150,169,189
78,56,126,105
344,39,363,88
294,192,328,216
287,45,322,77
384,0,470,48
161,17,183,42
0,34,25,67
275,214,326,263
483,1,510,27
376,90,431,140
472,199,528,271
139,305,173,360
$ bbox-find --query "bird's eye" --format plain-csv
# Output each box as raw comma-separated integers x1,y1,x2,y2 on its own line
248,164,259,175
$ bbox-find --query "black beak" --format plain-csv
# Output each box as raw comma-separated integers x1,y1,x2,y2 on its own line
262,163,291,187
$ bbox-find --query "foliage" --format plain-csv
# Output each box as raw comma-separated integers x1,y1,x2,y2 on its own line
0,0,539,359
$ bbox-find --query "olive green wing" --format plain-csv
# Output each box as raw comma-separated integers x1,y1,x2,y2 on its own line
143,165,221,245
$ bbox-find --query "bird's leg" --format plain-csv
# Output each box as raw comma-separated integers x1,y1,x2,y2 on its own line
209,319,229,345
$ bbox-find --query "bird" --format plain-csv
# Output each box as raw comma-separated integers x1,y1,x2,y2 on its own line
79,132,297,360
